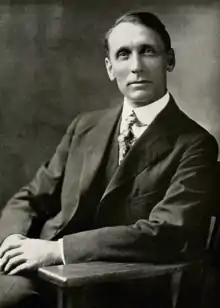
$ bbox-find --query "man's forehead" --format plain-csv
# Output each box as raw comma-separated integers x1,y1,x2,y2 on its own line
108,22,164,52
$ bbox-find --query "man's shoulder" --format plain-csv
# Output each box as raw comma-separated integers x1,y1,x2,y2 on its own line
171,101,218,151
79,107,115,123
177,106,212,136
67,105,121,135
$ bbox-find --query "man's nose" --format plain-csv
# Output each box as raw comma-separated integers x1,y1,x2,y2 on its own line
130,53,143,73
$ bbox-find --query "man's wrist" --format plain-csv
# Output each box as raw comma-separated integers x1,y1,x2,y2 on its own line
58,238,66,264
48,240,63,265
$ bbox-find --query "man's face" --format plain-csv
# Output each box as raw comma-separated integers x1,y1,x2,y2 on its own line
105,22,175,107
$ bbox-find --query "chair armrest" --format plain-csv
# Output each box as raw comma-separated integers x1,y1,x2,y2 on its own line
38,261,201,288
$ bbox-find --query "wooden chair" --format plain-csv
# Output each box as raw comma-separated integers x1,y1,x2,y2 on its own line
38,260,202,308
38,163,220,308
38,225,219,308
38,235,214,308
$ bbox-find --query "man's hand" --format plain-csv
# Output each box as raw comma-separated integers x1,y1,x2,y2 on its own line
0,234,62,275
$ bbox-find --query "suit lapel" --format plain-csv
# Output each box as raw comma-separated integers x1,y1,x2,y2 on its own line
101,98,180,200
78,105,122,200
61,104,122,227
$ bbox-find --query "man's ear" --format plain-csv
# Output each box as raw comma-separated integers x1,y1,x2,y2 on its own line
166,48,175,72
105,57,115,81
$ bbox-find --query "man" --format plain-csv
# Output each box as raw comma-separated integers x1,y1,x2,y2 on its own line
0,11,218,308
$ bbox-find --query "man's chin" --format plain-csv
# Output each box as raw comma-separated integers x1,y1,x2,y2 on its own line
126,93,155,107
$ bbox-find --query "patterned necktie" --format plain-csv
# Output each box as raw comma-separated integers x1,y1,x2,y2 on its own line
118,110,138,165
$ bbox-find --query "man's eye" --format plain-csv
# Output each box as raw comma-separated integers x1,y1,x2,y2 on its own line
117,50,129,59
141,47,156,55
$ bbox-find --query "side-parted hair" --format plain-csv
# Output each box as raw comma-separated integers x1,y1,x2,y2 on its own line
104,11,171,55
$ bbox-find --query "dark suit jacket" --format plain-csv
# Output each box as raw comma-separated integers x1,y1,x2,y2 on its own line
0,97,218,265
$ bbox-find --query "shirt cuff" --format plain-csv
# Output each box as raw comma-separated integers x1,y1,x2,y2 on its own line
58,238,66,264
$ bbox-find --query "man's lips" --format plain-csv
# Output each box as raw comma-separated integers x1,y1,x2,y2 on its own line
127,80,152,85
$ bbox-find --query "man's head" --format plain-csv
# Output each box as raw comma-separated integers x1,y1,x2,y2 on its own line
104,12,175,107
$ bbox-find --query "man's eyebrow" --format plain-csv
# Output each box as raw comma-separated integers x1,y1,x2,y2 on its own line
139,43,158,50
114,43,160,54
141,43,154,47
115,46,130,57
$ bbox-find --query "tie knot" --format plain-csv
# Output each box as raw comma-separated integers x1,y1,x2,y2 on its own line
125,110,138,128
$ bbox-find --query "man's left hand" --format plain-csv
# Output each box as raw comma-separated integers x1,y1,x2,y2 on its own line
0,234,62,275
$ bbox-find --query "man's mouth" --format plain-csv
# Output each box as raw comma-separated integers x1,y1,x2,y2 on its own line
128,80,152,85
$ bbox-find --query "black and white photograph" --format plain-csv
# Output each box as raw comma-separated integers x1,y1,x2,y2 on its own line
0,0,219,307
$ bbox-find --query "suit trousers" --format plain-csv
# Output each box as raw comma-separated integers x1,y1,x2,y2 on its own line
0,272,52,308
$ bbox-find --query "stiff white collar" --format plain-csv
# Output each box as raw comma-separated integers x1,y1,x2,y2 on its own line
121,92,170,126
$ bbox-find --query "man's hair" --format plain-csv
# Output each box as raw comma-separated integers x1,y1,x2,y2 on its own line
104,11,171,55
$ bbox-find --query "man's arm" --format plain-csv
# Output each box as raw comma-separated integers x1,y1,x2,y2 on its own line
0,116,80,245
0,116,81,274
62,133,218,264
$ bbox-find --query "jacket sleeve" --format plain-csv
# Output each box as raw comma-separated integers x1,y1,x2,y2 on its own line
0,117,80,244
63,133,218,264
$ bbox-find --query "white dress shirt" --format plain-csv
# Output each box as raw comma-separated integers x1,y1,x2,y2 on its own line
59,91,170,264
120,92,170,140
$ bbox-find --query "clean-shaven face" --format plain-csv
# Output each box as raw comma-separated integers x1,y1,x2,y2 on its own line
105,22,174,107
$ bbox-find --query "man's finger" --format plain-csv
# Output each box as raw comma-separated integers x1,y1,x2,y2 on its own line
1,249,23,271
0,243,21,258
0,234,25,258
8,261,31,276
4,254,25,274
0,233,26,250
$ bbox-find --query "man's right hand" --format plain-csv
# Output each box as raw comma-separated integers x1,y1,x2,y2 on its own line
0,234,23,272
0,234,62,275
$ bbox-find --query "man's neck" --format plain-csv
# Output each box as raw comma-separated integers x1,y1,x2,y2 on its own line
124,91,169,109
122,92,170,127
